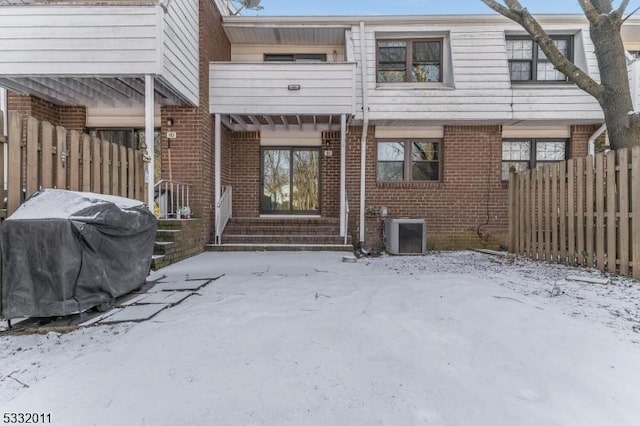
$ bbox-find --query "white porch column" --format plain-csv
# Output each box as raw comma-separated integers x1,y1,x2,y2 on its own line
214,113,222,243
1,88,6,192
339,114,347,237
144,75,155,210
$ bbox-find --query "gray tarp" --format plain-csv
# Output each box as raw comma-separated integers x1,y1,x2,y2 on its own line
0,189,157,319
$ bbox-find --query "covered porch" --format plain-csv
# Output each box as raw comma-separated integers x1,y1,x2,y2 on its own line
0,0,200,212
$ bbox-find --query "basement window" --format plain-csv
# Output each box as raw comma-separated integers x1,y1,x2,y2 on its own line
377,140,441,182
501,139,568,181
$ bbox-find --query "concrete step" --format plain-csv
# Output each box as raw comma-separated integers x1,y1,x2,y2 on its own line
223,225,340,235
206,243,354,252
155,229,181,242
228,217,340,226
222,234,348,245
157,219,201,230
154,241,175,256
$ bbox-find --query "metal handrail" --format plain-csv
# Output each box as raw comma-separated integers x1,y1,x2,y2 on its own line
154,179,191,219
215,185,232,244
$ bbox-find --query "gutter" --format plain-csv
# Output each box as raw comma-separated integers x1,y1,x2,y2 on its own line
358,21,369,249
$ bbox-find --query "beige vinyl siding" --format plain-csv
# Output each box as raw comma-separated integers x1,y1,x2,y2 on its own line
0,5,158,75
260,130,322,146
209,62,357,115
351,22,603,123
162,0,199,105
231,44,346,62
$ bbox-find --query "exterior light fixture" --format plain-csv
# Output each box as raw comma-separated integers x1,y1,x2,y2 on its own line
288,84,301,91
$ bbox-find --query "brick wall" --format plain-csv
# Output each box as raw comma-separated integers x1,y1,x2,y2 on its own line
7,93,60,124
159,0,231,244
343,124,596,252
59,106,86,132
345,125,507,251
321,131,341,217
571,124,599,157
229,131,260,217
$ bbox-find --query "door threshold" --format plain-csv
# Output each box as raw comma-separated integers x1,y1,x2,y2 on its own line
259,214,322,219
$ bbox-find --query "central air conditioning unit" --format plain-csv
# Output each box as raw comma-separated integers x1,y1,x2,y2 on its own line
384,218,427,255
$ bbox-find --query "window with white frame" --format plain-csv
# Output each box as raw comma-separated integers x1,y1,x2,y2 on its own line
506,35,573,82
501,139,567,181
377,140,441,182
377,39,443,83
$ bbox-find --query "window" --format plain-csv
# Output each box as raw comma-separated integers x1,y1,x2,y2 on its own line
502,139,567,181
377,39,442,83
264,53,327,63
377,140,441,182
506,36,573,82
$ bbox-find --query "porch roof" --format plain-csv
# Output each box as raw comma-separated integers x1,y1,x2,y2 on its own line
0,76,189,108
0,1,199,107
219,113,349,132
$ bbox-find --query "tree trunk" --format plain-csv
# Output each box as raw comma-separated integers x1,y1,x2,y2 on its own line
590,15,640,149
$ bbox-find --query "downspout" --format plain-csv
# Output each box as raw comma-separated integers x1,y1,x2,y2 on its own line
588,124,606,156
358,21,370,249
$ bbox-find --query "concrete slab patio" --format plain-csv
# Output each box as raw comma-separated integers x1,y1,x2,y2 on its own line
1,251,639,426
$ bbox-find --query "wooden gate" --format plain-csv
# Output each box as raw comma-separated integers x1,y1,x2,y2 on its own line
0,111,147,218
508,147,640,279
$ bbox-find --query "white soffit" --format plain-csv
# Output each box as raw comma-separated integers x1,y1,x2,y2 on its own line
261,129,322,146
502,125,571,138
375,126,444,139
87,107,161,128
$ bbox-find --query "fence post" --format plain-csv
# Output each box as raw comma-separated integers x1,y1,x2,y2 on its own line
82,134,91,192
25,117,38,199
508,169,517,252
7,112,22,216
606,150,617,273
619,149,630,276
632,146,640,279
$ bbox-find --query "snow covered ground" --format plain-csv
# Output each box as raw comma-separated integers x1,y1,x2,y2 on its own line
1,251,640,426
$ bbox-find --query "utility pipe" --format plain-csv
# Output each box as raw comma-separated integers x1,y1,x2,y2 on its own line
588,124,606,156
214,113,222,244
358,21,370,248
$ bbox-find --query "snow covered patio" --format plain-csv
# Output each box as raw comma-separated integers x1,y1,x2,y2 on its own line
1,251,640,425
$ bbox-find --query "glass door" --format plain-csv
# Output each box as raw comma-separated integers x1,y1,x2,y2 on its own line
261,147,320,214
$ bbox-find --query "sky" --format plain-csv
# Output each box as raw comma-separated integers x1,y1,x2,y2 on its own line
240,0,597,16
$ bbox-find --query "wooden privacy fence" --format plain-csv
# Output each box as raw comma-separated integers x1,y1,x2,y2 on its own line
0,111,147,217
508,147,640,279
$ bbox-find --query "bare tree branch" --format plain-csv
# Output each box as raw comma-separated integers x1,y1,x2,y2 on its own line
578,0,601,23
617,0,631,15
623,5,640,22
483,0,604,100
480,0,521,21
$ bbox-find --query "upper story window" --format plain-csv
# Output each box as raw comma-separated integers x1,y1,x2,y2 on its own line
377,39,442,83
506,36,573,83
264,54,327,63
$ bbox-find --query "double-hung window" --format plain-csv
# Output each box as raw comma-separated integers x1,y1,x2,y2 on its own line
501,139,568,181
377,140,441,182
506,36,573,82
377,39,442,83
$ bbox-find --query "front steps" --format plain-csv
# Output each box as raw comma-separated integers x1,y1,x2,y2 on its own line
151,219,205,270
206,217,353,252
